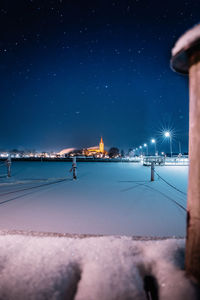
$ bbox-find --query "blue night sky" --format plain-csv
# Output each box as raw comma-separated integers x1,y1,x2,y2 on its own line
0,0,199,154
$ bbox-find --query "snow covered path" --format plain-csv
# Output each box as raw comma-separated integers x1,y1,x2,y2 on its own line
0,162,188,237
0,231,198,300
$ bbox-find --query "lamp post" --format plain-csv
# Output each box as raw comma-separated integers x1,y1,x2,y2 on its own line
171,24,200,283
143,143,148,156
151,139,157,156
164,131,172,157
179,141,182,155
139,145,142,156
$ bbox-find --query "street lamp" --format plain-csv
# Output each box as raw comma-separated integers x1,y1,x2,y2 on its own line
164,131,170,138
151,139,157,156
179,141,182,155
164,131,172,157
139,145,143,156
143,143,148,156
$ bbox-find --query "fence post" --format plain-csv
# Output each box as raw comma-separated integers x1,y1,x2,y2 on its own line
6,155,11,177
151,162,154,182
72,156,77,180
171,24,200,283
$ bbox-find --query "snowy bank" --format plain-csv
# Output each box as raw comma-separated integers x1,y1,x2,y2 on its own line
0,230,199,300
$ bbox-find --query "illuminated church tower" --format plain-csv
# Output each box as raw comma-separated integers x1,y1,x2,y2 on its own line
99,137,104,153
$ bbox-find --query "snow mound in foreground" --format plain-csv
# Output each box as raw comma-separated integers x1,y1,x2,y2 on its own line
0,231,199,300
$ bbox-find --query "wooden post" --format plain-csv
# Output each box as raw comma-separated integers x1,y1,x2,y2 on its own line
186,50,200,281
6,155,11,177
72,156,77,180
151,162,154,182
171,25,200,283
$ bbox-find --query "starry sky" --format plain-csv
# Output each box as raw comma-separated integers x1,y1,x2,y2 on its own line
0,0,199,154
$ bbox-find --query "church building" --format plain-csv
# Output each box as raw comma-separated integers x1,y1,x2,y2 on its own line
84,137,107,156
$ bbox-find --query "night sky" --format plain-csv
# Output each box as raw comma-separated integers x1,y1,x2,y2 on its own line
0,0,199,153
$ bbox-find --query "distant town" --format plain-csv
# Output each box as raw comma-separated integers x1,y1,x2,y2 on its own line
0,137,188,161
0,137,120,160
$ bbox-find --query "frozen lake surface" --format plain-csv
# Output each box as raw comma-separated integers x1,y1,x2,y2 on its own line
0,162,188,237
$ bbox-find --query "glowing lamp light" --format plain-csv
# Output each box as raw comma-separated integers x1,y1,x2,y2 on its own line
139,146,142,149
164,131,170,138
151,139,156,144
164,131,173,157
144,143,147,147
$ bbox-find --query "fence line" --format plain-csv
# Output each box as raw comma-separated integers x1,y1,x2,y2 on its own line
154,169,187,196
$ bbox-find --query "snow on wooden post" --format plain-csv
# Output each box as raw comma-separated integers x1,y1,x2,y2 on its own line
171,24,200,283
151,162,155,182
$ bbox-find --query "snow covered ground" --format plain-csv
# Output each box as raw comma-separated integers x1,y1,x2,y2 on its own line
0,162,187,237
0,231,199,300
0,162,198,300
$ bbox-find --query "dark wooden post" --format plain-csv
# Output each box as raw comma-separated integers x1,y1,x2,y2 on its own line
151,162,155,182
171,24,200,283
6,155,11,178
72,156,77,180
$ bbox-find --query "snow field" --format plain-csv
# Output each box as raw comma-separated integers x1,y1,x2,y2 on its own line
0,162,197,299
0,162,188,236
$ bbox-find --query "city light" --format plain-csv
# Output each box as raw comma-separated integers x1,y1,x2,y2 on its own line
151,139,157,155
139,145,143,156
164,131,170,137
164,131,172,157
130,128,181,159
143,143,148,156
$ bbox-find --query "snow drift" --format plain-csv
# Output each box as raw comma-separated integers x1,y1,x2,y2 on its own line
0,231,199,300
